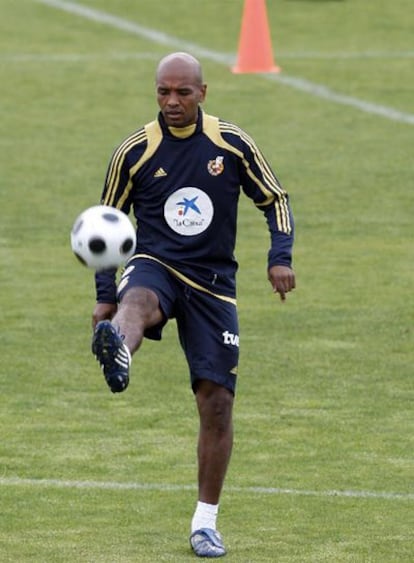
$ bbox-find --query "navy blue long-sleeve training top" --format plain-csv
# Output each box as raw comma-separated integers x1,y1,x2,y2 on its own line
95,109,294,303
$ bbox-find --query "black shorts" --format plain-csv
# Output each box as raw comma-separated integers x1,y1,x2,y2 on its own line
117,256,239,394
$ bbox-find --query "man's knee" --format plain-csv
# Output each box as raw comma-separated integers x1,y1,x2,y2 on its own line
120,287,163,326
196,381,234,429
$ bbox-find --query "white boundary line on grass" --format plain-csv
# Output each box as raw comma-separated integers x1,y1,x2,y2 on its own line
1,476,413,501
33,0,414,126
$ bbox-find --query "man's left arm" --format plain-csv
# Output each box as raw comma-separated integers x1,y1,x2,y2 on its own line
236,133,296,300
221,123,296,300
263,203,296,301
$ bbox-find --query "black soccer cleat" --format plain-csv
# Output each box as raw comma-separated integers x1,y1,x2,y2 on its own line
92,321,131,393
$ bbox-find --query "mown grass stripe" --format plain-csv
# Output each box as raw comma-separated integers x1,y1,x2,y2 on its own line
2,50,414,63
1,477,413,501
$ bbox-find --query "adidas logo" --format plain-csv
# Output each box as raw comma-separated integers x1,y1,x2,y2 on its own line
154,167,167,177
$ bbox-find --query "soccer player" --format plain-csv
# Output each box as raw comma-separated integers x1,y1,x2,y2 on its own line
92,52,295,558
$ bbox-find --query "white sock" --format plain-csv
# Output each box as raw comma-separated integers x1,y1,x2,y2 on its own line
191,501,219,533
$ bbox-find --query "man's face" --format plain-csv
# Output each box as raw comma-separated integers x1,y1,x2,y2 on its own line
156,63,206,128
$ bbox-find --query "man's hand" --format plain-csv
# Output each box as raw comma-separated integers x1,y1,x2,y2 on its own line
268,265,296,302
92,302,117,330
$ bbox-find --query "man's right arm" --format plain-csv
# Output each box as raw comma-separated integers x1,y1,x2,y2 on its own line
93,133,137,323
93,268,118,328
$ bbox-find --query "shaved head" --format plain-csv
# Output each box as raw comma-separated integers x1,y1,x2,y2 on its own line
156,52,204,85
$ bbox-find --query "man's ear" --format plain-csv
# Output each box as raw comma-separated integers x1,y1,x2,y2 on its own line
200,84,207,103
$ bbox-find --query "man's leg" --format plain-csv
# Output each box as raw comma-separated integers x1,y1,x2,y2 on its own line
112,287,163,354
195,380,234,505
190,380,233,557
93,287,163,392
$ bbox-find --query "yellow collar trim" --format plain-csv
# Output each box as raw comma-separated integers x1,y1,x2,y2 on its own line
168,123,197,139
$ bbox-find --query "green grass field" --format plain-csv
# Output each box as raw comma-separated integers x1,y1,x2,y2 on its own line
1,0,413,561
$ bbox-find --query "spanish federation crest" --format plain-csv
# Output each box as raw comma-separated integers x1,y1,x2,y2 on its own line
207,156,224,176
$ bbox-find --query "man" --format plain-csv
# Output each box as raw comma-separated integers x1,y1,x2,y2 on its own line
92,52,295,558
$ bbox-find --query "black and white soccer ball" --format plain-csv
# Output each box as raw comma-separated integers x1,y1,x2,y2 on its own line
71,205,136,271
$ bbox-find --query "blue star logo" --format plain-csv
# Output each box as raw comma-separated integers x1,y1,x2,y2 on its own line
176,196,201,216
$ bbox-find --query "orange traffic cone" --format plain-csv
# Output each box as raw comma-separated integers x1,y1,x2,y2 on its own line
232,0,281,74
